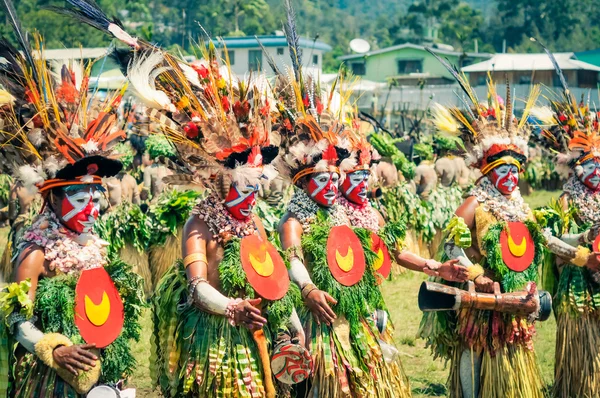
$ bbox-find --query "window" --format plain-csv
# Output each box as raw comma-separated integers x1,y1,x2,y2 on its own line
397,59,423,74
351,62,366,76
313,54,319,65
518,75,532,85
277,47,284,55
248,50,263,71
223,50,235,65
552,71,568,87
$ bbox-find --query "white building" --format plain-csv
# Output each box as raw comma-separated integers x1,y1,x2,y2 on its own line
212,35,332,77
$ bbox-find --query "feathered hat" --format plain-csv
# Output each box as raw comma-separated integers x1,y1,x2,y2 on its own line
0,0,126,196
340,111,381,174
52,0,281,199
428,49,540,175
269,0,352,186
529,40,600,170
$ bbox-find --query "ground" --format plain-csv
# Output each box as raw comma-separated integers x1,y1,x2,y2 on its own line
0,189,561,397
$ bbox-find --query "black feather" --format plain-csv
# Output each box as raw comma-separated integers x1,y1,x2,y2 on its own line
110,47,135,76
532,37,569,94
255,36,281,75
0,0,37,79
0,37,26,99
426,47,478,106
283,0,302,81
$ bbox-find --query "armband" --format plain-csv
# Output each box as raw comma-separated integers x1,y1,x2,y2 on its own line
572,246,591,268
467,264,485,281
183,252,208,268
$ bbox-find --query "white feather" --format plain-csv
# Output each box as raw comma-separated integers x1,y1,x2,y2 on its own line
128,52,176,112
178,62,201,88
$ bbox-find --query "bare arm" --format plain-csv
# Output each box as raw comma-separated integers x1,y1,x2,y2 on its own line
8,183,18,222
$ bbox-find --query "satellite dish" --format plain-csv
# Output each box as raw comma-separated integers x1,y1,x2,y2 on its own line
349,38,371,54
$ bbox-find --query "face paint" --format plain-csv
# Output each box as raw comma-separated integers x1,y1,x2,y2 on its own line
225,183,258,220
341,170,370,206
60,186,102,233
580,160,600,191
307,172,339,207
489,164,519,195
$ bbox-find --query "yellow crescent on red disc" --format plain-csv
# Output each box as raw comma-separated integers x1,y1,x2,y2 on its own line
74,267,124,348
371,233,392,281
240,235,290,301
499,222,535,272
326,225,366,286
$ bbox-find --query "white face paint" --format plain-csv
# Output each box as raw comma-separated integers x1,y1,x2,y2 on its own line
581,160,600,190
308,172,340,206
62,187,102,233
344,170,370,198
490,164,519,194
225,183,259,218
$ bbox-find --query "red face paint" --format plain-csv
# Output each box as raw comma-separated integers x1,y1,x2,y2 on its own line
225,183,258,220
60,187,101,233
580,160,600,191
488,164,519,195
341,170,370,206
307,172,339,207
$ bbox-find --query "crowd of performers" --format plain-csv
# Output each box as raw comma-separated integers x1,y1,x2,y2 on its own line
1,1,600,398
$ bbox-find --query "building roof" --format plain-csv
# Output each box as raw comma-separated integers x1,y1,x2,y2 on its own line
462,52,600,72
338,43,490,61
36,47,109,60
212,35,331,52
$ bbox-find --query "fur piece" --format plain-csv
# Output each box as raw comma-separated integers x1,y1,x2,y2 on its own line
230,163,267,187
34,333,101,394
18,164,45,192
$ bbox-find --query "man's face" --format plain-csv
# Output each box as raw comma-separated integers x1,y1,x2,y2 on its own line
488,164,519,195
307,172,339,207
341,170,370,206
580,159,600,191
225,182,259,220
58,185,102,234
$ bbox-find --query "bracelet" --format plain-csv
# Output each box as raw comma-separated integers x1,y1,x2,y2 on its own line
225,298,243,327
184,253,208,268
301,283,318,300
187,276,208,304
467,264,485,281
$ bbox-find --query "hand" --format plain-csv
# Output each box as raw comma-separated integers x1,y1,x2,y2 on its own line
52,344,98,376
291,330,306,349
304,289,337,326
586,226,600,243
585,252,600,272
473,275,495,293
233,298,267,330
425,259,468,282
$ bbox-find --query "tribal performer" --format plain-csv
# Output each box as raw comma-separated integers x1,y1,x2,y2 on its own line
532,50,600,397
275,4,465,394
418,52,600,398
0,8,143,397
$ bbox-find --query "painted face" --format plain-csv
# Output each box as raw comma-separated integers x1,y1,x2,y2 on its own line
225,183,259,220
489,164,519,195
580,159,600,191
341,170,370,206
307,172,339,207
59,186,102,234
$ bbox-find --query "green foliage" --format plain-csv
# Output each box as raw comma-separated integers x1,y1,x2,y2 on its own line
413,143,434,161
145,134,176,160
34,260,145,383
0,280,34,324
0,174,12,205
95,202,151,254
369,132,415,180
147,189,203,247
112,142,135,170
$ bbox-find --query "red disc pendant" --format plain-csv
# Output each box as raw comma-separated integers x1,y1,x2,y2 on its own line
326,225,366,286
240,235,290,301
499,222,535,272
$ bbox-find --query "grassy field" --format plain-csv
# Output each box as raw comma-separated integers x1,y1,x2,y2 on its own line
0,189,562,397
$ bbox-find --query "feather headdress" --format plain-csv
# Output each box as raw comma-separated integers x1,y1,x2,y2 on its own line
529,40,600,168
0,0,126,195
269,1,352,185
428,49,540,174
51,0,281,198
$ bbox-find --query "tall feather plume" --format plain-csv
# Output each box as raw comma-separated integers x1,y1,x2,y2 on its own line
531,37,569,95
283,0,302,83
505,75,512,131
255,36,282,75
426,48,479,113
0,0,37,82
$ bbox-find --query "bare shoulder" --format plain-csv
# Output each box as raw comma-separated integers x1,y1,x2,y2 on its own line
455,196,479,228
14,243,46,280
183,214,211,241
372,207,386,227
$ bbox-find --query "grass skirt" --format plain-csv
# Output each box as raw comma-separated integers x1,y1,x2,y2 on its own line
152,264,272,398
553,264,600,398
12,352,83,398
303,315,411,398
447,343,544,398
